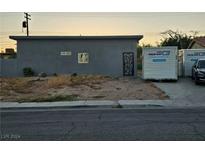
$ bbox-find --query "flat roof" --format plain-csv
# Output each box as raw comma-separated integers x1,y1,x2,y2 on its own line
9,35,143,41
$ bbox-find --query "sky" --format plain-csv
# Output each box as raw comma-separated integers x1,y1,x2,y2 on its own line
1,12,205,52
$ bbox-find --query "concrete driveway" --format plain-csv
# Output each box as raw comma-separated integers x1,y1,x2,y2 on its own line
154,78,205,107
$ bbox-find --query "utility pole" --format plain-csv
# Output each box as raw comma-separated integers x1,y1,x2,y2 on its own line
24,12,31,36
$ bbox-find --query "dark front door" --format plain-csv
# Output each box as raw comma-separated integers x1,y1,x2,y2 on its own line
123,52,134,76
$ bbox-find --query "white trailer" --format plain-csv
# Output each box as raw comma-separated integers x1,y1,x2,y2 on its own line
181,49,205,76
142,47,178,80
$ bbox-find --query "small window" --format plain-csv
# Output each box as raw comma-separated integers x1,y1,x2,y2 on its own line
78,53,89,63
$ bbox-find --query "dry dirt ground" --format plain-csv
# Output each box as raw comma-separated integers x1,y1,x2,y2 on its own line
0,75,169,102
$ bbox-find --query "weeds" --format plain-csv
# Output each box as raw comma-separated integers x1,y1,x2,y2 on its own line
92,95,105,99
46,75,109,88
46,75,72,88
0,77,33,94
17,94,78,102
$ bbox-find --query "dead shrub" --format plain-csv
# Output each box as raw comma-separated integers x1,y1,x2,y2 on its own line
46,75,110,88
17,94,78,102
0,77,33,94
70,75,109,86
46,75,72,88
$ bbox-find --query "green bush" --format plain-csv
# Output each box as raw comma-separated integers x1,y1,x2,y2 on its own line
23,67,34,77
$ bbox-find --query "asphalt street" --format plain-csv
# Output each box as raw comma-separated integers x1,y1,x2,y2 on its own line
1,107,205,141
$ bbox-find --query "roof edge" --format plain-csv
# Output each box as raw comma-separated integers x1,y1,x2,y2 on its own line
9,35,143,41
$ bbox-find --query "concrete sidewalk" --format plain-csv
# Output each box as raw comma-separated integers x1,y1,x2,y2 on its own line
0,100,164,109
1,99,205,109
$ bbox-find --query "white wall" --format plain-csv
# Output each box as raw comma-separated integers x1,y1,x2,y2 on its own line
142,47,178,80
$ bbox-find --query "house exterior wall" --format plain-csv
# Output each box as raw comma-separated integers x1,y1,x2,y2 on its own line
0,59,18,77
11,39,138,77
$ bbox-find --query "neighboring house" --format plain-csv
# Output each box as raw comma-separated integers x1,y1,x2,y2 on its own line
5,48,15,54
188,37,205,49
0,48,16,59
1,35,143,77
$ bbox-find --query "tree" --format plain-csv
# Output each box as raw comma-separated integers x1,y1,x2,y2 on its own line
137,43,153,70
137,43,153,59
159,30,199,49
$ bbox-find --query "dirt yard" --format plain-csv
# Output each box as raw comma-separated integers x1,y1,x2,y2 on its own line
0,75,169,102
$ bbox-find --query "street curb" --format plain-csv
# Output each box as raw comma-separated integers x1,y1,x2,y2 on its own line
0,100,119,109
0,100,167,109
1,100,205,109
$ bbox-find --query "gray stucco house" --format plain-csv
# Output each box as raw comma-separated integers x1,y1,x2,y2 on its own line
1,35,143,77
